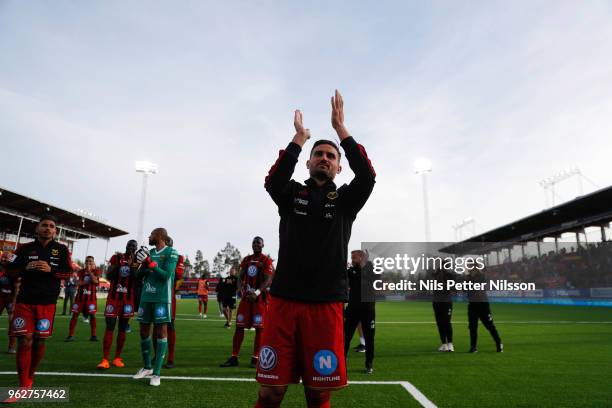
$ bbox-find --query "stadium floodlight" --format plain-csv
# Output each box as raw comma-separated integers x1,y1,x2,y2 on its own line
539,166,582,207
135,160,158,243
414,158,432,242
453,217,476,241
135,161,158,174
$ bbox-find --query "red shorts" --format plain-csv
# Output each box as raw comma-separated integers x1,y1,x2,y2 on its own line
236,296,267,329
72,300,97,315
198,295,209,302
104,298,135,318
0,295,13,315
256,296,346,389
10,303,56,338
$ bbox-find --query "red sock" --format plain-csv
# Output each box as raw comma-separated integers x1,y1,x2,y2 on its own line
68,315,78,337
16,342,32,387
29,341,46,382
90,316,97,337
253,328,263,358
204,302,208,314
167,326,176,362
115,331,126,358
232,328,245,357
103,330,113,360
198,302,202,313
305,390,330,408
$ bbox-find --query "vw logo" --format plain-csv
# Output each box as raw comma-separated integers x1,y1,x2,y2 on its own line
258,346,278,371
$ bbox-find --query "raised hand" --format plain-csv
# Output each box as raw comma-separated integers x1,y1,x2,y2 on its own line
331,89,350,140
292,110,311,147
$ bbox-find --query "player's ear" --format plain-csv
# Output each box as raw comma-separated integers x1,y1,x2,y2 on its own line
306,159,311,170
337,164,342,174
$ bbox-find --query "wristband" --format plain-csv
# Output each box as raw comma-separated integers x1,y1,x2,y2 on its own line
254,289,261,297
148,261,157,269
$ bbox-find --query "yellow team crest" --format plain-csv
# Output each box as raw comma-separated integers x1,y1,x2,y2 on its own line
327,191,339,200
51,249,59,256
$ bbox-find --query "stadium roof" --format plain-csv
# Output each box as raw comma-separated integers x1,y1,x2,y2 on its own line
441,185,612,254
0,186,128,240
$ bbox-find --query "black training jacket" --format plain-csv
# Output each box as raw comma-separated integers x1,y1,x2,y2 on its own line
265,136,376,302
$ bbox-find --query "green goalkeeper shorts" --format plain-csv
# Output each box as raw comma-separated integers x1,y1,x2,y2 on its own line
137,302,172,324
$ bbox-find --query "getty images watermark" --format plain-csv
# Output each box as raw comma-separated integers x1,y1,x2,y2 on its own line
357,242,542,302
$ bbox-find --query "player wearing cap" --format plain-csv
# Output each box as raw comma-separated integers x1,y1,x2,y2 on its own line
132,228,179,386
1,214,74,390
220,236,273,369
256,90,376,407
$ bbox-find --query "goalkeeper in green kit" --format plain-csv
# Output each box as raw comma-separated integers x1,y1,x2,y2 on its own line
132,228,178,386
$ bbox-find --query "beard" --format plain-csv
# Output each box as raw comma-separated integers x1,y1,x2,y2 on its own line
310,168,332,181
149,237,158,246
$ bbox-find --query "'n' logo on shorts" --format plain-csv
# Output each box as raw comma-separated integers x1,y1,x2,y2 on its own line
36,319,50,331
313,350,338,376
258,346,278,371
155,306,166,317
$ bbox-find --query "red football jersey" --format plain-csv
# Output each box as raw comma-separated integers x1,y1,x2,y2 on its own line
75,268,99,303
107,253,138,302
240,254,273,296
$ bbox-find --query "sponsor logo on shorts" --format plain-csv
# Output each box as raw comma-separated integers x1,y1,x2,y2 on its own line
313,350,338,376
138,307,144,316
258,346,278,371
36,319,50,331
88,303,96,311
257,373,279,380
145,282,157,293
119,266,130,277
253,314,262,325
84,276,91,283
106,304,114,313
155,306,166,317
0,276,9,284
72,303,79,311
370,320,375,329
247,265,258,277
124,304,133,314
237,314,244,322
13,317,26,329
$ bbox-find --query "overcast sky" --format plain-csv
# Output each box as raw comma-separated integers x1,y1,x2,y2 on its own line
2,1,612,264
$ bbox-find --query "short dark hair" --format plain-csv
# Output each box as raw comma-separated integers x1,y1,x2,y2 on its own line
310,140,341,161
39,214,58,225
253,236,264,243
85,255,95,261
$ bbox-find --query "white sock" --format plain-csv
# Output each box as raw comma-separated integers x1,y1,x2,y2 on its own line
360,336,365,346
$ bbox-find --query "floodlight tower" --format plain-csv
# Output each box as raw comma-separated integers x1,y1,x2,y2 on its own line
135,161,158,243
414,158,432,242
539,167,582,207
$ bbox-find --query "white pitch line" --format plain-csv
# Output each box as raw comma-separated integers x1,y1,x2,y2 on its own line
0,371,437,407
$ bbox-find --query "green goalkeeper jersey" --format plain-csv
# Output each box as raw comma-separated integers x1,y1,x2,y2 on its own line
139,245,179,304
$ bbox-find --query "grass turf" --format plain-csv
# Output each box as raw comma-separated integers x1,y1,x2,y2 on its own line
0,299,611,407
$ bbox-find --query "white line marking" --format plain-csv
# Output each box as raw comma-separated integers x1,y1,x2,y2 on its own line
400,381,437,408
0,371,437,407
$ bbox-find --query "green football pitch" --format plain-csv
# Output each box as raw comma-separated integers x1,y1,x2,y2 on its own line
0,299,611,407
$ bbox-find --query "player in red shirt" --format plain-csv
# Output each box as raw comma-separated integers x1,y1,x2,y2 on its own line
0,262,18,353
1,214,74,390
220,236,273,369
256,91,375,407
65,256,100,342
197,276,209,318
97,240,139,369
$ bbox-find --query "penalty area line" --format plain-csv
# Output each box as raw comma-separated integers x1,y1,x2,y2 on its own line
0,371,437,407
